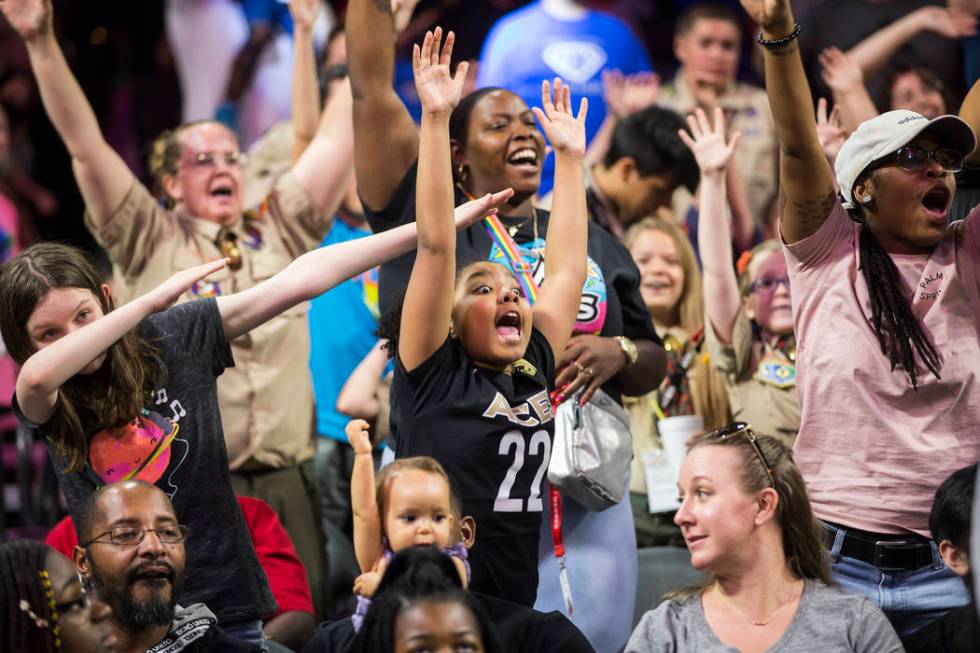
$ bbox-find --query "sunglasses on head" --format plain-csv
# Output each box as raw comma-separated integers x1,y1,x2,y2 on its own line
702,422,775,487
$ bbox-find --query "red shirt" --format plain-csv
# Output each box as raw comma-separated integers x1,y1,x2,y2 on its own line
45,495,313,618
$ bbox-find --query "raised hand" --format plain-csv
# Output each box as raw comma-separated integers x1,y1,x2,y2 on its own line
533,78,587,159
0,0,53,41
738,0,791,31
412,27,469,115
453,188,515,229
602,70,661,119
819,47,864,93
919,6,977,39
346,418,373,456
288,0,320,32
677,107,741,176
142,259,228,314
815,97,846,163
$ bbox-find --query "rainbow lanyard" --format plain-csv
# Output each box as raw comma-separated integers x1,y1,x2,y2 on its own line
458,186,541,304
482,213,540,304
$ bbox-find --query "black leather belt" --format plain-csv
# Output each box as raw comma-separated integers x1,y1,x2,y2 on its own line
823,522,934,571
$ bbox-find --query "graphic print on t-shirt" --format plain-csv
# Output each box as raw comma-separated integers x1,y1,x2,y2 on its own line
482,388,554,514
87,387,190,498
488,237,607,333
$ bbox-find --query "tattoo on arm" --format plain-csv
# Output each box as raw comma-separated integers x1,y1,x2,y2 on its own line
371,0,392,13
787,185,837,233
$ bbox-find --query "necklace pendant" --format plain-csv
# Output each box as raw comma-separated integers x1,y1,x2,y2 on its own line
508,225,519,238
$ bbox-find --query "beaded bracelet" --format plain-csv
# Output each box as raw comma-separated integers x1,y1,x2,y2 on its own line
756,23,802,50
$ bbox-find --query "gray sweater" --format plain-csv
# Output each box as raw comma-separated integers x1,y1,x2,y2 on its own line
626,580,904,653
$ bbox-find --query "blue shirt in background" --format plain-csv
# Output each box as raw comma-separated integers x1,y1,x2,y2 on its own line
308,219,382,442
477,1,652,195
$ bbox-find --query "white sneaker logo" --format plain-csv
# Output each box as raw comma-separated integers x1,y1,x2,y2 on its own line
540,41,608,84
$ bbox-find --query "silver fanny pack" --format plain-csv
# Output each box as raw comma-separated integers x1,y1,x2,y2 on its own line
547,387,632,511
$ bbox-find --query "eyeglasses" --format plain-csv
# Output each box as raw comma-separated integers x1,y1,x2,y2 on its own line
881,145,963,174
702,422,775,487
181,151,247,169
81,524,188,548
748,275,790,295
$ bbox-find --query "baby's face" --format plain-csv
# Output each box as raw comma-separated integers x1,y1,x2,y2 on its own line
384,469,457,553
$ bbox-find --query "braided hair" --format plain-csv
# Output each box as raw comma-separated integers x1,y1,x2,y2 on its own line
847,182,941,389
348,547,502,653
0,540,60,653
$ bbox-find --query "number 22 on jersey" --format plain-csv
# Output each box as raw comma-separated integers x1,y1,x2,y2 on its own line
494,429,551,512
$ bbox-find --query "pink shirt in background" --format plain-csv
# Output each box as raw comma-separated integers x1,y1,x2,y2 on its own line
783,201,980,538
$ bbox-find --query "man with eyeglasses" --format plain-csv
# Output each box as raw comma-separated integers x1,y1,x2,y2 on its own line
72,480,260,653
1,0,345,623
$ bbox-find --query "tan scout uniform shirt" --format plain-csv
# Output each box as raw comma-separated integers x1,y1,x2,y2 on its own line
659,71,778,228
705,307,799,447
85,174,327,470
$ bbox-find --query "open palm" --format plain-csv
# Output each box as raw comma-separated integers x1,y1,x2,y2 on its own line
738,0,790,30
412,27,468,115
677,107,740,175
0,0,52,41
533,78,587,158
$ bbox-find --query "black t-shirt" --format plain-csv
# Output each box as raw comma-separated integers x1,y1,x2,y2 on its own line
393,329,554,607
16,300,275,624
364,161,660,404
301,591,595,653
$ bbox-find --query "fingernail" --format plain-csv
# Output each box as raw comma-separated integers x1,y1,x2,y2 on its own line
556,393,565,404
579,396,587,406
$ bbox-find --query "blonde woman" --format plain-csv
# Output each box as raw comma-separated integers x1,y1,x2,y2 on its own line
625,217,729,546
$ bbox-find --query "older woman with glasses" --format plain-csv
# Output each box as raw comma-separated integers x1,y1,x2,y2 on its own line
626,423,903,653
738,0,980,638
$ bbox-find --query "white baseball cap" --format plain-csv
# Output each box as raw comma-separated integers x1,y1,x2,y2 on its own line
835,110,977,209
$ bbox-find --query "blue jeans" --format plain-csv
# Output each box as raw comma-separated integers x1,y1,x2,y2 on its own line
825,522,970,638
221,619,268,651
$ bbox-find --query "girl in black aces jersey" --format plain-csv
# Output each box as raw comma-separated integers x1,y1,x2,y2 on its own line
389,28,588,608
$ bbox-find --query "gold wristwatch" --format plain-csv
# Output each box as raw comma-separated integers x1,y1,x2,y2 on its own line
614,336,638,366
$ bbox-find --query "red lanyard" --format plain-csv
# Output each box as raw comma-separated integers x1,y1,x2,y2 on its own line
550,394,574,615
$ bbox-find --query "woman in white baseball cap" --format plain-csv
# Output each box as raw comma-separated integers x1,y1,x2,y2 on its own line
740,0,979,640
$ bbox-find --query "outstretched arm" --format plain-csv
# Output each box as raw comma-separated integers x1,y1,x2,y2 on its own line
2,0,134,226
288,0,321,162
680,107,743,344
961,77,980,166
348,0,421,212
399,30,494,371
16,260,228,426
336,341,389,419
845,6,976,80
288,78,354,215
739,0,835,244
347,419,382,572
530,79,589,361
217,191,508,341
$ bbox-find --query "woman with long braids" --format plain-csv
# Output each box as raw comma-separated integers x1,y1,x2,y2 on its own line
0,540,114,653
740,0,979,638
